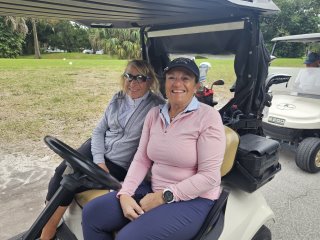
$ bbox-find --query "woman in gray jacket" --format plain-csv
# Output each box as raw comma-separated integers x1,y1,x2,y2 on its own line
41,60,165,240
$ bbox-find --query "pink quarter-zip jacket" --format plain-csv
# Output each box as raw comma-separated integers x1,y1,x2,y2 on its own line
118,103,226,201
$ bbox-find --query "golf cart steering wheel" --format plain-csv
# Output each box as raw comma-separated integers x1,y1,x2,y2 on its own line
44,135,121,191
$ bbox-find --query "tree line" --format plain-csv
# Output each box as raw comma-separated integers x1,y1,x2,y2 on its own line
261,0,320,57
0,0,319,59
0,17,140,59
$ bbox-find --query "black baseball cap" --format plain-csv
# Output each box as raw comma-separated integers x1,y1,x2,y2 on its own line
164,57,200,82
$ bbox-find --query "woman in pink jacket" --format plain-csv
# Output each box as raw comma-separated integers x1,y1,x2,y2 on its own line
82,57,226,240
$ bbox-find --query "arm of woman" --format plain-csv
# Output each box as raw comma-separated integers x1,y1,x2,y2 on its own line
91,105,110,166
169,109,226,201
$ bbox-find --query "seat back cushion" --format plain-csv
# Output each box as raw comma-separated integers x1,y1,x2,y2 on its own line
221,126,239,177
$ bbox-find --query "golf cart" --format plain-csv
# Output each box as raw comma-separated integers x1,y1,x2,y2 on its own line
1,0,283,239
262,33,320,173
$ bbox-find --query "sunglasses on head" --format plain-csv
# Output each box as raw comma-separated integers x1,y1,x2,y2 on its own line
123,73,150,83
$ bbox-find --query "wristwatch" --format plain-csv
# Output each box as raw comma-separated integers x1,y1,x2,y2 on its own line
163,188,174,203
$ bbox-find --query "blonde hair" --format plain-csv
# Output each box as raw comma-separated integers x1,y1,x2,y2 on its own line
120,60,160,94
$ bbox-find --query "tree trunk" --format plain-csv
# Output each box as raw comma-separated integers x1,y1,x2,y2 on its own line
32,18,41,59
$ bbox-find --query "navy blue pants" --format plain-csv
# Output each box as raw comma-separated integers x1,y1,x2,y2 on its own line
82,182,215,240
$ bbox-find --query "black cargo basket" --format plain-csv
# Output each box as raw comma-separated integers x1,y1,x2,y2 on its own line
223,134,281,193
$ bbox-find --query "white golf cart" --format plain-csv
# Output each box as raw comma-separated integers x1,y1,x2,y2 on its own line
262,33,320,173
1,0,284,240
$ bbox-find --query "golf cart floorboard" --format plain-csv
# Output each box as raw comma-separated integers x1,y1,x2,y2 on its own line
55,222,77,240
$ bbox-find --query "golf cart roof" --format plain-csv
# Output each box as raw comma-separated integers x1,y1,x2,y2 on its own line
271,33,320,43
0,0,279,28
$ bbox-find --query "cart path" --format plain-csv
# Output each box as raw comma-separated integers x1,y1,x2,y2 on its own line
0,152,56,239
262,148,320,240
1,148,320,240
0,153,55,191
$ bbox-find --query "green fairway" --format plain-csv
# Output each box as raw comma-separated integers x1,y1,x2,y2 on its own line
1,58,126,70
0,59,128,153
18,52,116,60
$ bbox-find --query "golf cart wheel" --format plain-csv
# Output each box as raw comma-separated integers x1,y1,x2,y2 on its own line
295,137,320,173
251,225,271,240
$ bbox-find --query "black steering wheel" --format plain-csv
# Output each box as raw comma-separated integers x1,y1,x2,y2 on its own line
44,135,121,191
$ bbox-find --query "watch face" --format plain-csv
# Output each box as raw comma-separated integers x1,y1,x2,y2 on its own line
163,190,174,203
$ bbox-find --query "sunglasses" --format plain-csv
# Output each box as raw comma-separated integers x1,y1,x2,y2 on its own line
123,73,150,83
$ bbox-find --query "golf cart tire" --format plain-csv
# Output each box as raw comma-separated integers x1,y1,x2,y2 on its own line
295,137,320,173
251,225,271,240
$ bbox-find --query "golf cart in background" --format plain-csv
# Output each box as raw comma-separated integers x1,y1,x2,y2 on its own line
1,0,284,239
262,33,320,173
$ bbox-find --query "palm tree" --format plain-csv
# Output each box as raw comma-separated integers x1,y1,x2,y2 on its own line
4,16,41,58
103,29,140,59
31,18,41,59
89,29,106,53
4,16,28,36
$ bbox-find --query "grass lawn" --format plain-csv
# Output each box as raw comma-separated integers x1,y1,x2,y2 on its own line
270,57,305,68
0,58,128,154
0,55,301,156
17,52,116,60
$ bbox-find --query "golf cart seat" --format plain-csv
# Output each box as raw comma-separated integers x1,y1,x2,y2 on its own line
73,126,239,239
75,126,239,207
66,126,239,240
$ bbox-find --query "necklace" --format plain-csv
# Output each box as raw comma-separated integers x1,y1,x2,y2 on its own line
169,107,182,122
169,112,178,121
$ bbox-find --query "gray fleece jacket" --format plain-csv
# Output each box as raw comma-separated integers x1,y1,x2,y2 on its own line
91,91,165,170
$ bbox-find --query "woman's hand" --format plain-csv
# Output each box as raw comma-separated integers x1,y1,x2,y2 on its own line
119,195,144,221
139,191,164,212
97,163,109,173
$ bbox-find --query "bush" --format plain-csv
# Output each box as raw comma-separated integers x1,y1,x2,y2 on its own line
0,17,25,58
